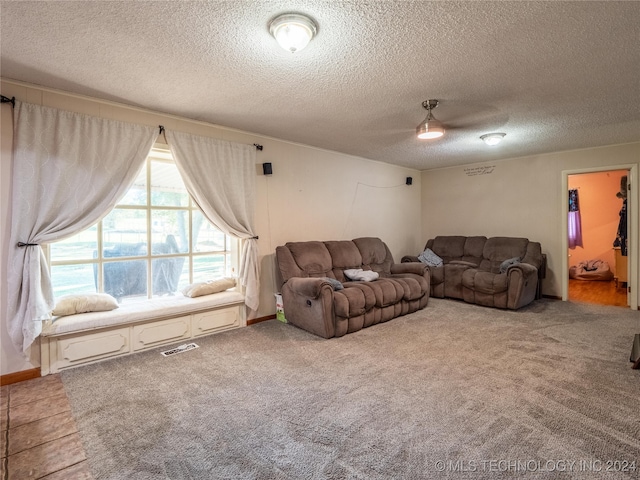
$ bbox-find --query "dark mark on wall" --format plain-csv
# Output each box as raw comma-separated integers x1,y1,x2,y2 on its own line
464,165,495,176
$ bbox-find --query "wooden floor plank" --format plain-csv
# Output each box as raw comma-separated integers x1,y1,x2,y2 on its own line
568,279,628,307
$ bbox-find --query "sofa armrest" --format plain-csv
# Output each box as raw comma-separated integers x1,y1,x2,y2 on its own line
284,277,335,298
391,263,431,296
506,263,539,309
281,278,337,338
508,262,537,276
391,262,428,277
401,255,420,263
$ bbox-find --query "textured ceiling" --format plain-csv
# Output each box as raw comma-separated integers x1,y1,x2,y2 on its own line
1,1,639,170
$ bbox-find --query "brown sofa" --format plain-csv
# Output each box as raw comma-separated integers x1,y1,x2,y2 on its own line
402,236,544,310
276,237,430,338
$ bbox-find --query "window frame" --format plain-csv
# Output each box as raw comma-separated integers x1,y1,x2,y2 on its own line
46,144,239,302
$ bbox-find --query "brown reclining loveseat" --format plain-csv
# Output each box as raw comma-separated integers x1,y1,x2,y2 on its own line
276,237,430,338
402,236,544,310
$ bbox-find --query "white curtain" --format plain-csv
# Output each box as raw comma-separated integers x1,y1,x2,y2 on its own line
7,101,158,352
165,130,259,311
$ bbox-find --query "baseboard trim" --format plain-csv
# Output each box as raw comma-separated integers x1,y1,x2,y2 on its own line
247,314,276,326
1,367,41,386
542,294,562,300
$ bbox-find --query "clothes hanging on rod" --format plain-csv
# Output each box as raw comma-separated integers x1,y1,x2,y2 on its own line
613,175,628,256
614,198,627,256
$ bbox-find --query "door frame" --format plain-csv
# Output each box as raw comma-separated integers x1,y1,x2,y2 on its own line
561,164,638,309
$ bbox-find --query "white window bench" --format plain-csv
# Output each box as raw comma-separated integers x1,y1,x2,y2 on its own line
40,291,246,375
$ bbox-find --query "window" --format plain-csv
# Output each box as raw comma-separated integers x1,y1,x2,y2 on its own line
48,145,237,303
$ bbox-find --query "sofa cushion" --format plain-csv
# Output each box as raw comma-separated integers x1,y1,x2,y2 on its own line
391,272,430,295
325,240,366,282
333,287,371,317
335,282,378,317
444,263,475,299
462,270,509,294
462,236,487,265
463,236,487,258
287,241,334,277
431,236,466,261
480,237,529,273
325,241,362,270
353,237,393,274
355,279,404,307
391,277,424,301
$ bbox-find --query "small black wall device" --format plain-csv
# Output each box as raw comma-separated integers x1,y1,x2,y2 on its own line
406,177,413,185
263,163,273,175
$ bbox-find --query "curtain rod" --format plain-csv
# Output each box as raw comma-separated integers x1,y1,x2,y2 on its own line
0,87,264,151
1,89,265,151
158,125,263,150
157,125,263,151
3,80,284,150
1,95,15,107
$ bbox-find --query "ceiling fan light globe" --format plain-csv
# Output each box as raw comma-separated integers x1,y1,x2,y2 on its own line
416,120,445,140
417,130,445,140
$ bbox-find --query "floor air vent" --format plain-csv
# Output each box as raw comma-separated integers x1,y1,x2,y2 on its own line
161,343,199,357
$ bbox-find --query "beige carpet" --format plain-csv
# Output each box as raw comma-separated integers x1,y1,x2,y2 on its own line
61,298,640,479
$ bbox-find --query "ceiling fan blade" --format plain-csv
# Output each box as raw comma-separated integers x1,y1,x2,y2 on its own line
437,100,509,130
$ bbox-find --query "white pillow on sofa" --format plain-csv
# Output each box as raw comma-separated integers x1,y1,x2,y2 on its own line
344,269,379,282
52,293,119,317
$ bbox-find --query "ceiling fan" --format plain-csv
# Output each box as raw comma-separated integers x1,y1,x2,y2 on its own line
415,99,509,144
416,99,445,140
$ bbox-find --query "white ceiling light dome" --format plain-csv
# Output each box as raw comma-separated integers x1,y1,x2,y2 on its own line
269,13,317,53
480,133,506,146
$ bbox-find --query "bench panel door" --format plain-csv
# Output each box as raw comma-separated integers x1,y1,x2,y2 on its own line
132,316,191,351
56,327,131,369
192,307,240,337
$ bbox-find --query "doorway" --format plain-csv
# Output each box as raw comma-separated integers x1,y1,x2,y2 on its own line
562,165,637,310
567,170,628,306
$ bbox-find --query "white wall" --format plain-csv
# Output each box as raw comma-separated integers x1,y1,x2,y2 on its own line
421,143,640,298
0,79,422,375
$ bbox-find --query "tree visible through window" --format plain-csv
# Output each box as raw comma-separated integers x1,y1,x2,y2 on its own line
48,146,235,303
